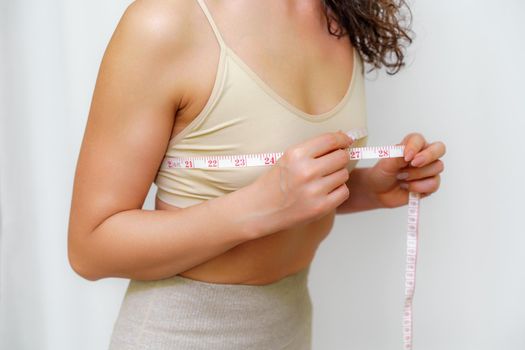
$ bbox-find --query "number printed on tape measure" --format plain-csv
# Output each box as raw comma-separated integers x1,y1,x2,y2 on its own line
159,127,420,350
162,145,405,170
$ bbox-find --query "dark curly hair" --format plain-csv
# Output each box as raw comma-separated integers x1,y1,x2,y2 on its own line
321,0,414,75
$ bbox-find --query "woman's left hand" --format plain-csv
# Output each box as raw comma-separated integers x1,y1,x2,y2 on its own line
365,132,446,209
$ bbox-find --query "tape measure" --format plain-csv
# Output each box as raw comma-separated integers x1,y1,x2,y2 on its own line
160,127,420,350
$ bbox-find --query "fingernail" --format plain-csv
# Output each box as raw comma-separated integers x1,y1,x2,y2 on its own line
411,155,424,167
344,132,354,143
404,150,414,162
400,182,409,190
396,172,409,180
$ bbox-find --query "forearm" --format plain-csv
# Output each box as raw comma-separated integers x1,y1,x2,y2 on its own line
70,184,261,281
336,167,384,214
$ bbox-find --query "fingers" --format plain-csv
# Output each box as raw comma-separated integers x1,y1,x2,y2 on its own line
399,174,441,194
316,167,350,194
396,159,444,181
396,134,445,197
314,148,351,176
409,141,447,168
325,182,351,209
401,132,427,162
304,131,353,158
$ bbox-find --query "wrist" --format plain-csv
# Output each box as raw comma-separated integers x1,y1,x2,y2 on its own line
358,167,386,209
226,181,272,240
204,184,262,243
338,167,384,213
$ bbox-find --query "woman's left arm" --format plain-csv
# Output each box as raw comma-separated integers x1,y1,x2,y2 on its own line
336,132,446,214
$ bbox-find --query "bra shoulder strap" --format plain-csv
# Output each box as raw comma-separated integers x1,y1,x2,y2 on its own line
195,0,226,48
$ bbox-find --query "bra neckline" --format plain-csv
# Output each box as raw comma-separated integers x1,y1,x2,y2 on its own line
166,42,359,147
224,45,358,122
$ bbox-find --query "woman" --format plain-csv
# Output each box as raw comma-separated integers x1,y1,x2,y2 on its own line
68,0,446,348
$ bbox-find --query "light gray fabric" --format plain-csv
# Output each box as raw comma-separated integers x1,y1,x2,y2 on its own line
108,266,312,350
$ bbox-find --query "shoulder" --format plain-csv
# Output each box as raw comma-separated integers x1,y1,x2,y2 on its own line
113,0,202,57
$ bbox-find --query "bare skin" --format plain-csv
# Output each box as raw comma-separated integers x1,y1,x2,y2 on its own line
67,0,446,285
165,0,363,284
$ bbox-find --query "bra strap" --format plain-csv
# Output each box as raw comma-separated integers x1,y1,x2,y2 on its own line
195,0,226,48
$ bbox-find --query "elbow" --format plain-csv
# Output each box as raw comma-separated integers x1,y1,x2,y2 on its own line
68,249,101,281
68,234,103,282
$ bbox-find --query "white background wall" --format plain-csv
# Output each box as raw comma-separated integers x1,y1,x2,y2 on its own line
1,1,524,349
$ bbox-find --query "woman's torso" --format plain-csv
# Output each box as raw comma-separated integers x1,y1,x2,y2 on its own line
154,0,368,285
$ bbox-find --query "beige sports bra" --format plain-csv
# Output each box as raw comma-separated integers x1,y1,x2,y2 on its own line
154,0,369,208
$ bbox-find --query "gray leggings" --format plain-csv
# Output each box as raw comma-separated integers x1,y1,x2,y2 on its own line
108,266,313,350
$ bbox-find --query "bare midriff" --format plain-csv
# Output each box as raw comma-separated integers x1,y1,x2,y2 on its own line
155,195,335,286
148,0,355,287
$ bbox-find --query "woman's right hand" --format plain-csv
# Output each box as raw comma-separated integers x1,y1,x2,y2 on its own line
247,130,354,238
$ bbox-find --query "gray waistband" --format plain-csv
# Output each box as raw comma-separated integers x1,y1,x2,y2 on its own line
109,266,313,349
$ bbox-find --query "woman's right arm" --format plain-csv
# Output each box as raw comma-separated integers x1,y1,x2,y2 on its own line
68,0,353,282
67,0,262,282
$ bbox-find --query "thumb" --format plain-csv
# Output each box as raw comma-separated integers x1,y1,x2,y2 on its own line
375,155,409,176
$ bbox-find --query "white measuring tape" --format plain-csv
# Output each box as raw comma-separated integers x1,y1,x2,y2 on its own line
160,127,420,350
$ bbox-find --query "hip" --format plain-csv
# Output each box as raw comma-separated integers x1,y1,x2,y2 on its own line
109,265,313,350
